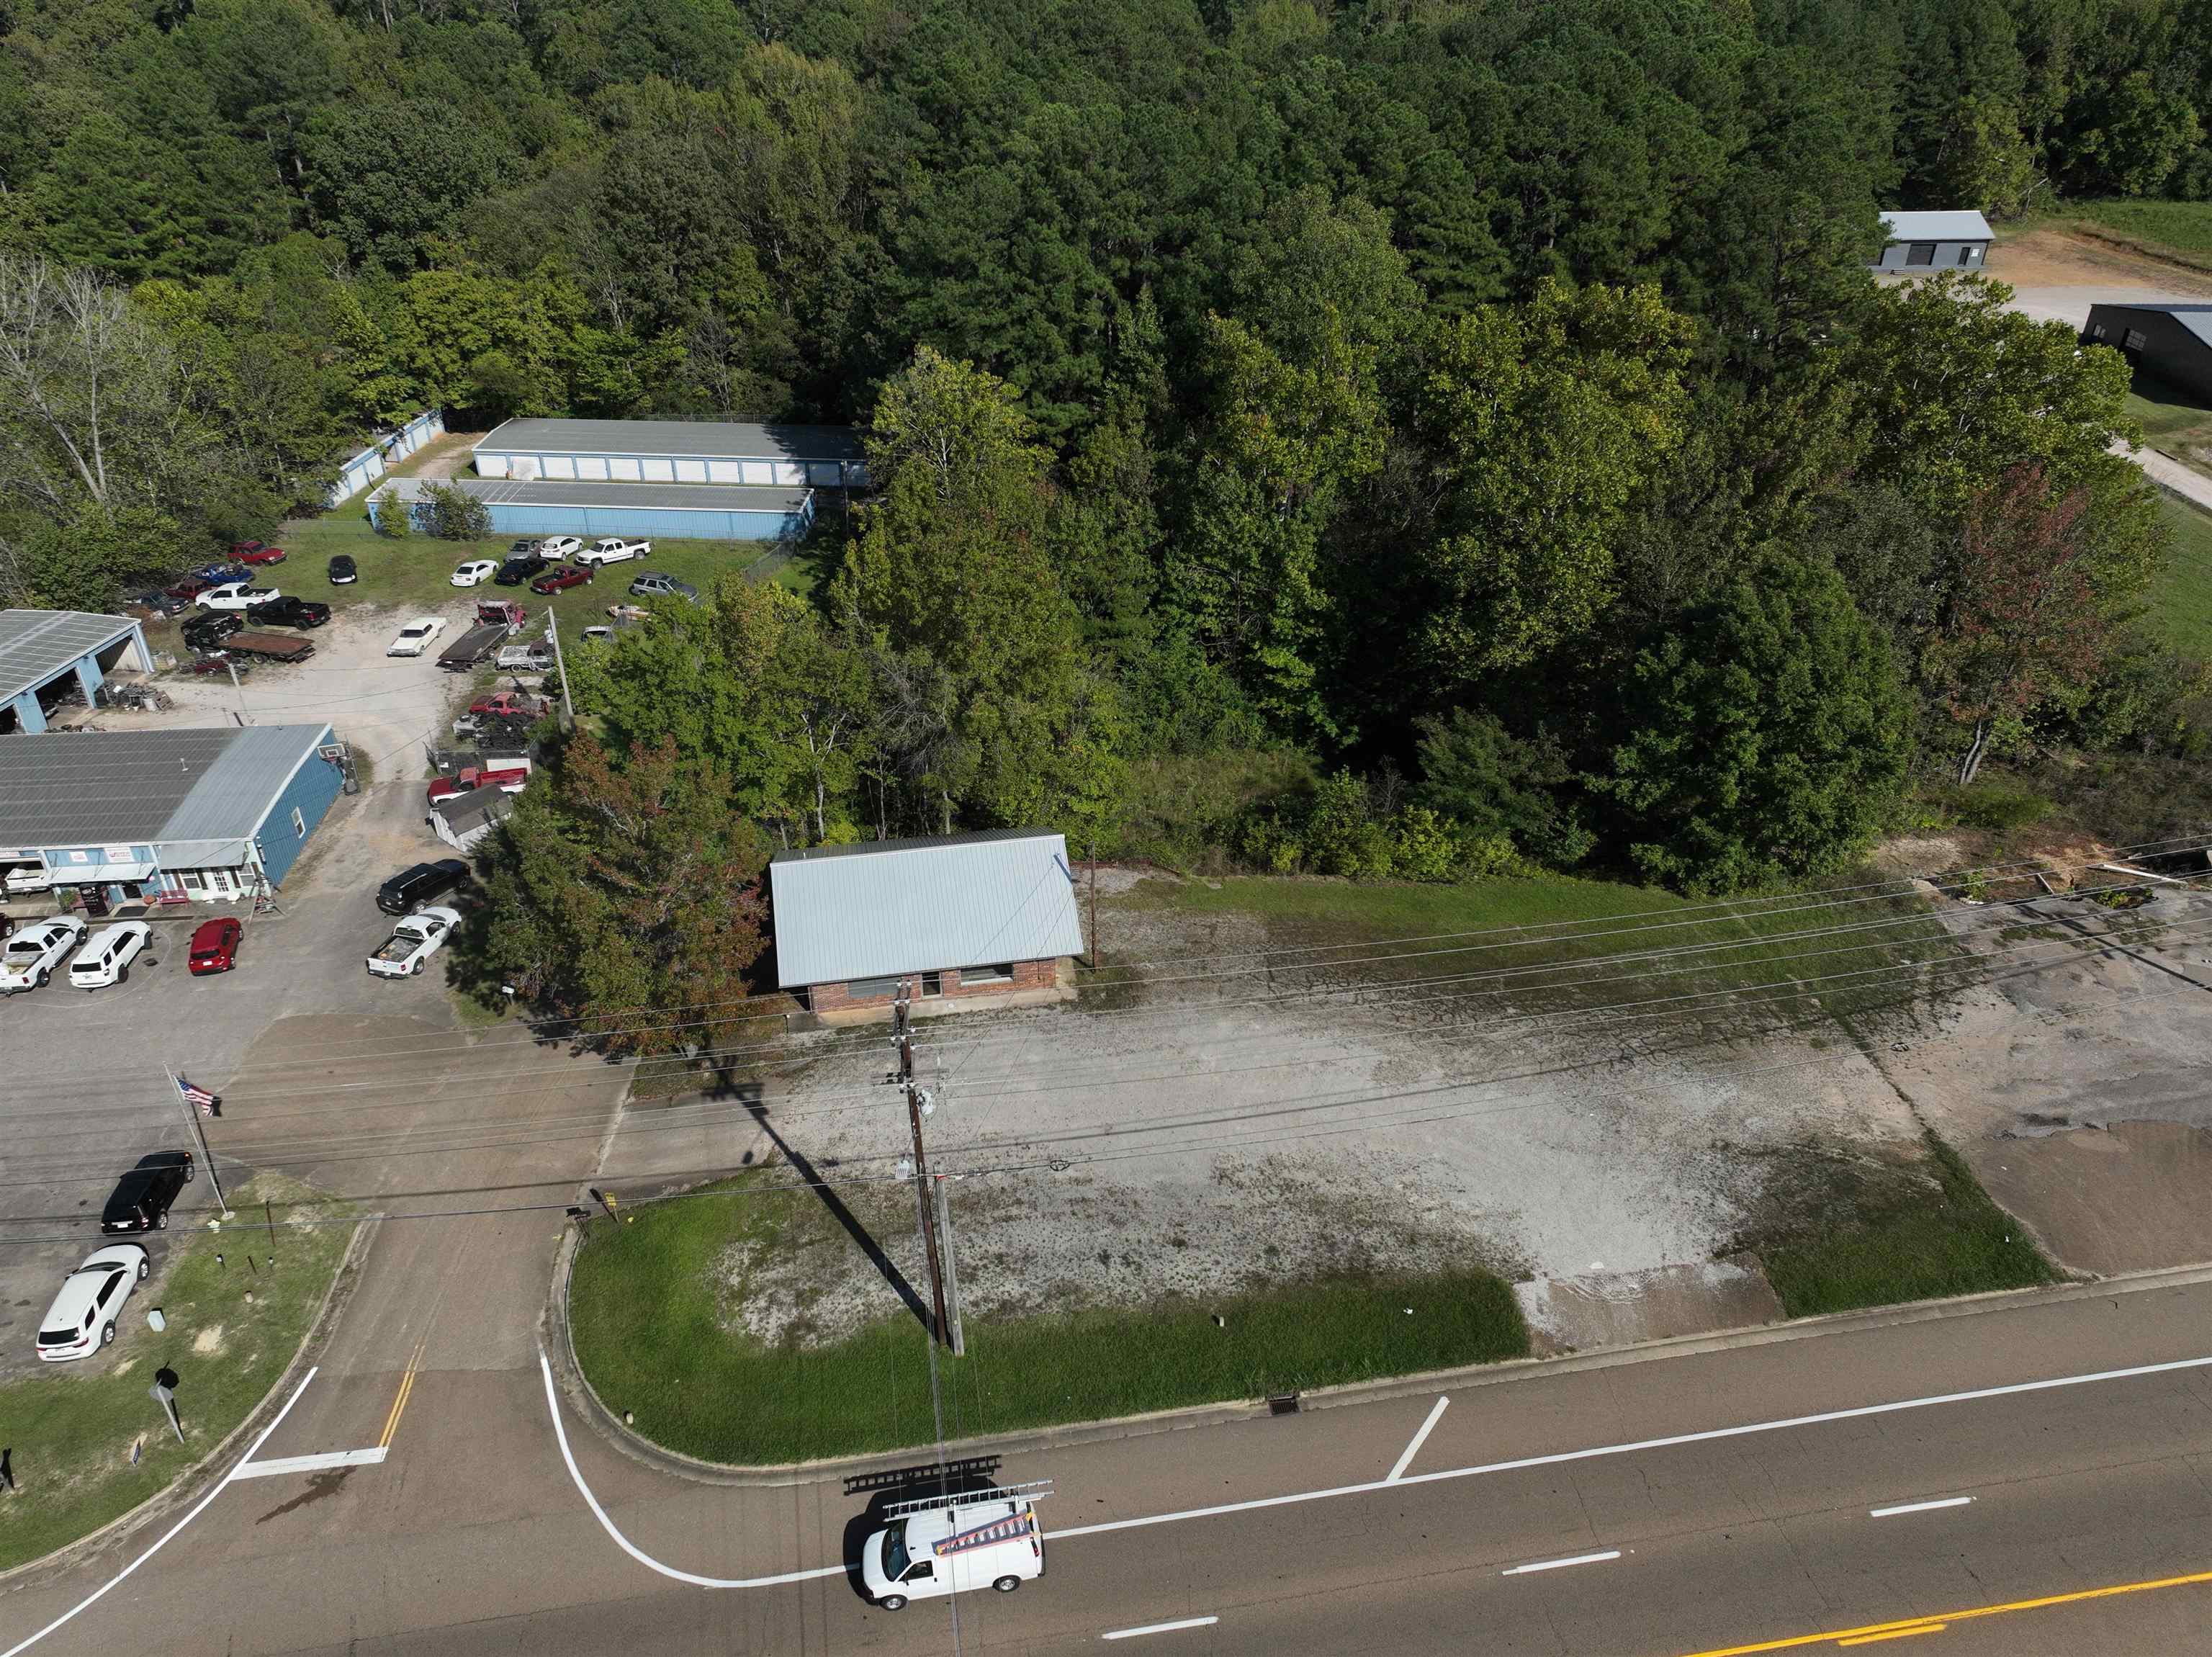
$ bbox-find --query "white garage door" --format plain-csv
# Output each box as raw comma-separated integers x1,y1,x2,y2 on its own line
577,456,610,480
544,455,576,480
676,459,709,482
609,457,642,480
642,457,675,482
707,460,746,484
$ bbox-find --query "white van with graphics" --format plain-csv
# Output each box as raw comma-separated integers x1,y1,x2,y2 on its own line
860,1485,1050,1609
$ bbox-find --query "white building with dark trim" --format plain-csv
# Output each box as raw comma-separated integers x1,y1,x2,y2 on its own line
769,830,1085,1018
474,418,870,490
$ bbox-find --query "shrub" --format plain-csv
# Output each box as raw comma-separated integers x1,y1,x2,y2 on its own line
372,485,413,539
422,481,492,541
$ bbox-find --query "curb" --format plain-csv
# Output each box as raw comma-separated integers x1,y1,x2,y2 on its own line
547,1244,2212,1490
0,1209,378,1592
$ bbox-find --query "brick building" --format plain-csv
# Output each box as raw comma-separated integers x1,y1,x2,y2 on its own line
769,829,1086,1018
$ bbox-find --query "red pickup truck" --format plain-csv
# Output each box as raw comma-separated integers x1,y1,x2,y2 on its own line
468,691,550,719
427,760,533,807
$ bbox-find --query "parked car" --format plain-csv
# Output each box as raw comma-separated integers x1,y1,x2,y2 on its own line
493,640,554,673
577,537,649,567
229,540,266,556
246,596,331,629
166,573,218,601
451,559,500,588
235,544,287,566
328,554,359,585
187,917,243,974
192,561,245,585
69,922,152,990
387,616,446,657
367,906,461,978
4,861,50,894
100,1151,194,1234
470,690,550,720
538,535,585,558
628,572,698,601
181,612,244,652
377,859,470,915
493,553,549,587
861,1491,1046,1609
0,917,88,994
531,563,591,595
427,760,531,806
35,1244,149,1362
199,581,279,611
130,588,192,617
506,537,544,557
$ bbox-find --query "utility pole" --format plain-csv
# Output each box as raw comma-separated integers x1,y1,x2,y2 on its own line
164,1069,230,1214
896,983,952,1347
1089,838,1100,969
223,659,248,727
546,611,575,732
934,1174,966,1356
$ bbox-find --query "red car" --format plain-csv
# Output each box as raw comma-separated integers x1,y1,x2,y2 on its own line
235,544,287,566
531,564,591,594
469,691,549,719
187,917,243,974
427,763,531,806
166,574,216,600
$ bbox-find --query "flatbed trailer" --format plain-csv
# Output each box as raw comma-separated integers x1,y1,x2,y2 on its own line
218,631,315,663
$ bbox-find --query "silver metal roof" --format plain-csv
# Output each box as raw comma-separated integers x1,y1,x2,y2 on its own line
380,477,812,513
0,610,141,704
769,830,1086,987
477,418,863,461
0,725,335,851
1879,210,1994,243
2088,302,2212,349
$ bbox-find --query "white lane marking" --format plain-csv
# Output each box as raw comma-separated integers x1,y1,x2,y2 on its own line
537,1349,842,1589
231,1446,388,1480
1053,1352,2212,1542
1102,1616,1220,1640
0,1366,318,1657
1870,1496,1975,1518
1387,1396,1450,1483
1502,1550,1622,1576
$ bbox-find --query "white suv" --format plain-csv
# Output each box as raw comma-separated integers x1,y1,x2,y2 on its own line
577,538,649,567
69,922,151,990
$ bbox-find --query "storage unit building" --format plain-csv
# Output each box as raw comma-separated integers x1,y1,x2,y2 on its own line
327,409,446,508
770,829,1087,1017
2082,303,2212,404
0,724,343,907
474,418,870,490
1,610,153,735
1871,210,1994,271
370,476,815,542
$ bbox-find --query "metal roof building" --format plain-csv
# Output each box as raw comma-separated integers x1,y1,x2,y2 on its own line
475,418,870,490
0,724,343,899
369,475,815,543
769,829,1086,1015
2083,303,2212,405
1,609,152,734
1873,210,1994,272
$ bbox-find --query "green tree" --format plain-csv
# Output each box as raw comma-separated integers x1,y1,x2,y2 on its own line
371,484,411,539
1599,554,1910,894
1414,709,1591,867
421,482,490,541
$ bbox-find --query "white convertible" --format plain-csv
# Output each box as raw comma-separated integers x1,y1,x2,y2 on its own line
1,917,89,994
367,906,460,978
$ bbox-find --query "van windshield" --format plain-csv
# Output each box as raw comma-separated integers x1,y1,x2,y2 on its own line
881,1521,909,1581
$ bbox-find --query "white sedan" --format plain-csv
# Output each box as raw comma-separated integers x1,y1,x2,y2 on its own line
36,1243,148,1362
539,535,584,558
68,921,151,990
450,559,499,588
0,917,88,994
367,906,460,978
200,581,279,611
387,616,447,657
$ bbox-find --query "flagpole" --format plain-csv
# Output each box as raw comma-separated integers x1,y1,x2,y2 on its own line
166,1068,230,1215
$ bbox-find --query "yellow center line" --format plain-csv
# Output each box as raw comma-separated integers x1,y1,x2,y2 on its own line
1674,1567,2212,1656
377,1339,428,1450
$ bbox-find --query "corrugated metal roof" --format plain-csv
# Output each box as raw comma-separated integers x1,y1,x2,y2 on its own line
380,477,812,513
0,610,141,704
0,725,334,850
2090,302,2212,349
1879,210,1994,242
769,830,1086,987
477,418,864,461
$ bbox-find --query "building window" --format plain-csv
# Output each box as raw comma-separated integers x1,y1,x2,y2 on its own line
1905,243,1936,266
2092,324,2107,339
921,971,943,997
179,870,204,894
1956,245,1977,264
2124,328,2148,351
848,975,903,999
962,963,1015,986
291,805,307,838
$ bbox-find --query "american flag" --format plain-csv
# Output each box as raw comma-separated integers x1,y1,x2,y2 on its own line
176,1076,218,1116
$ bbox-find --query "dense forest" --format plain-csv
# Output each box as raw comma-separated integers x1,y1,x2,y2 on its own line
2,0,2211,1017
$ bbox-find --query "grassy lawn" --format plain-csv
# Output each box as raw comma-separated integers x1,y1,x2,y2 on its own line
0,1174,354,1572
1107,869,1964,1031
2065,198,2212,271
1742,1135,2059,1318
569,1173,1528,1465
2153,496,2212,661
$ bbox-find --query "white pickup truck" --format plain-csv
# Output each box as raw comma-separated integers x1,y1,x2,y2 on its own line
367,907,459,978
577,537,650,568
495,639,554,673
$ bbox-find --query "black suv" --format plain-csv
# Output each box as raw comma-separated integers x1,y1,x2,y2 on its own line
377,858,471,915
181,611,243,652
247,596,332,629
494,553,549,587
100,1151,194,1234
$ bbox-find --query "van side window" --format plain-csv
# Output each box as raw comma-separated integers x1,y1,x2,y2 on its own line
903,1560,935,1581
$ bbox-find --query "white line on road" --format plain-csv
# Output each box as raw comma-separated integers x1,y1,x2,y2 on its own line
1870,1496,1975,1519
537,1349,843,1589
1502,1550,1622,1576
231,1446,389,1480
1102,1616,1220,1640
0,1365,320,1657
1387,1396,1450,1483
1052,1352,2212,1543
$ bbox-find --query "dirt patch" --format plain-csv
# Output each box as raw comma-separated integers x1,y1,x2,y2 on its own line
382,431,487,483
1990,227,2212,293
1516,1261,1783,1355
192,1326,225,1355
1970,1121,2212,1275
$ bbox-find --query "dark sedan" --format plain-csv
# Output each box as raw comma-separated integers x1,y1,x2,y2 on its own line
494,553,549,586
100,1151,194,1234
130,589,192,616
531,564,592,594
328,554,358,585
246,596,332,629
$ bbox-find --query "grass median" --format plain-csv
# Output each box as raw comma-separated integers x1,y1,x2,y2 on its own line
568,1173,1529,1465
0,1174,355,1573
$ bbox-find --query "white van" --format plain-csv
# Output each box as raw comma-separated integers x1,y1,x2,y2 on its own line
861,1487,1049,1609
